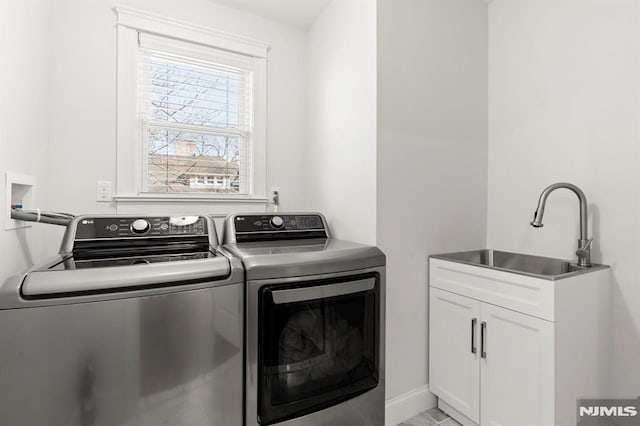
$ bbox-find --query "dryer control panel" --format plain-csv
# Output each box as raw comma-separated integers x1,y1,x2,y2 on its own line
228,213,328,243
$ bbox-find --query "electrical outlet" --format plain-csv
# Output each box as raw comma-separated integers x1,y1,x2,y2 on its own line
96,181,112,202
270,187,280,204
270,186,280,211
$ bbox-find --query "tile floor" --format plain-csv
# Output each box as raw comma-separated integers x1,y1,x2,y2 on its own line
399,407,462,426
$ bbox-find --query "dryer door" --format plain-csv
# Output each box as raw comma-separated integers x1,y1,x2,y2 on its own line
258,273,380,425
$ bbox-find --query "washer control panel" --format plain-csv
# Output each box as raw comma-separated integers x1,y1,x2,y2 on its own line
75,216,208,240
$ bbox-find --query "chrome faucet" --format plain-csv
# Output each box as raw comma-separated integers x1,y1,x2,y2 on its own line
530,182,592,267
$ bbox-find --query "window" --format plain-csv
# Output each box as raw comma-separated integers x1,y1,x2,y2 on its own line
115,7,269,201
138,34,252,195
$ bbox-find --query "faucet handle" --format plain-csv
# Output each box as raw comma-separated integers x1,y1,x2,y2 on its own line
575,238,593,264
580,238,593,250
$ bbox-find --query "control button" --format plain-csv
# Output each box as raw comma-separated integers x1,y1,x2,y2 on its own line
131,219,150,234
159,223,169,231
253,220,262,226
270,216,284,229
109,224,118,231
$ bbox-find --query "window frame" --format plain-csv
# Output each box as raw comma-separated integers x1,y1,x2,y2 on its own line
114,6,269,203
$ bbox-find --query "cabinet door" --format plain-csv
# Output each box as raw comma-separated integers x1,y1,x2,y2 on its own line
480,303,554,426
429,288,480,423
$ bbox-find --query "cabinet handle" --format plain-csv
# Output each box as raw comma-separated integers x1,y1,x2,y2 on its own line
471,318,477,354
481,321,487,359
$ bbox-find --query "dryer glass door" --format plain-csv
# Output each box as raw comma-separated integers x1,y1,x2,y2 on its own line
258,274,380,425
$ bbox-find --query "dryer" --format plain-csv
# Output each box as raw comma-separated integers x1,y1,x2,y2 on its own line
222,212,385,426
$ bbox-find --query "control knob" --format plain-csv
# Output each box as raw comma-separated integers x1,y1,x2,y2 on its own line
270,216,284,229
131,218,150,234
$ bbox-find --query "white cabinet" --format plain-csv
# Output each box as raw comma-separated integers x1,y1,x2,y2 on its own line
429,258,609,426
429,288,480,422
479,301,554,426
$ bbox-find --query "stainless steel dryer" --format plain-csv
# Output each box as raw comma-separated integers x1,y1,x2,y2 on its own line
222,213,385,426
0,215,244,426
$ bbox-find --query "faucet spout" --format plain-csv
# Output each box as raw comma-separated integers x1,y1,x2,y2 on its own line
530,182,591,267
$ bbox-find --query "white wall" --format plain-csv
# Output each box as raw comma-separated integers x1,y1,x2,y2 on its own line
488,0,640,397
0,0,61,284
306,0,377,245
377,0,488,416
43,0,309,219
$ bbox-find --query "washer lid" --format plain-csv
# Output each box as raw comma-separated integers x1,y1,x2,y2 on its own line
20,256,232,298
223,238,385,280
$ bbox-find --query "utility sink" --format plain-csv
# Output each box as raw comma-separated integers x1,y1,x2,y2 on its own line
431,249,608,280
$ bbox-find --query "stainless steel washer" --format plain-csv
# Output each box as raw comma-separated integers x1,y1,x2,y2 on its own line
222,213,385,426
0,215,244,426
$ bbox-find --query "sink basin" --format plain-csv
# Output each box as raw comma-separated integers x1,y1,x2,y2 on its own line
431,249,608,280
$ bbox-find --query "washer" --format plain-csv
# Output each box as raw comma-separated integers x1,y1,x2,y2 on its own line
0,214,244,426
222,212,385,426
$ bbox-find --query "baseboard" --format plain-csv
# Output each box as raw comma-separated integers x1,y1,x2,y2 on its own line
385,385,437,426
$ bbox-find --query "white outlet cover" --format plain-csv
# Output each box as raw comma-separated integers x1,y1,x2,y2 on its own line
96,180,112,201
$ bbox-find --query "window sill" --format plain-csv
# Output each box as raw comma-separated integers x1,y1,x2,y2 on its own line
113,194,269,203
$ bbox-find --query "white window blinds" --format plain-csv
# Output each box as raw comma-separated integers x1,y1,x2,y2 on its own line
137,33,254,195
